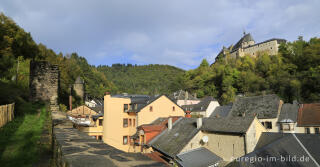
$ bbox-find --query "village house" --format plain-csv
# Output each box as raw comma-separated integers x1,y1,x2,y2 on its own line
228,133,320,167
131,116,181,153
182,96,220,117
103,93,185,152
148,118,205,165
67,105,103,140
149,116,266,165
297,103,320,134
229,94,283,132
201,116,266,162
85,98,103,108
170,90,201,106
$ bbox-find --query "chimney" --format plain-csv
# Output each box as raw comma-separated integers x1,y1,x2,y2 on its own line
185,91,188,100
168,117,173,130
194,93,197,99
197,117,202,129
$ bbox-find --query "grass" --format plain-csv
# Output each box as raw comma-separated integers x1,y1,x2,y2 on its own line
0,102,50,167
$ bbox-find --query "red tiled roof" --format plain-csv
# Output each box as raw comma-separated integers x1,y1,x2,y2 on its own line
141,125,165,132
138,116,181,143
297,103,320,126
144,152,170,166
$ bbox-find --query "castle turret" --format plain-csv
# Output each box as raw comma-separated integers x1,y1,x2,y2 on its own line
73,76,85,102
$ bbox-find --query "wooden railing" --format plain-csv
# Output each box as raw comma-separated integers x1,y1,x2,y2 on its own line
0,103,15,128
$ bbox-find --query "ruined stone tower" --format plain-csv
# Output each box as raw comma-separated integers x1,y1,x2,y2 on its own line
73,76,84,101
29,61,59,111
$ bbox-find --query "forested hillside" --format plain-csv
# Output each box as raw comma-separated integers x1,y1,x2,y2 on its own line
181,37,320,104
97,64,185,95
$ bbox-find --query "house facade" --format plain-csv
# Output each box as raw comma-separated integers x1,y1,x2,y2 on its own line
182,96,220,117
103,93,185,152
67,105,103,139
170,90,200,106
296,103,320,134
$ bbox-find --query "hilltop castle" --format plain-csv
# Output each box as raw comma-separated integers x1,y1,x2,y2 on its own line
216,32,286,60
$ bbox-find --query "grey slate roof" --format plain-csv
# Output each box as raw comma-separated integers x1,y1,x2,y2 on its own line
182,96,216,112
176,147,222,167
201,116,255,134
278,102,299,123
228,133,320,167
209,105,232,118
148,118,200,158
232,33,255,52
230,94,281,119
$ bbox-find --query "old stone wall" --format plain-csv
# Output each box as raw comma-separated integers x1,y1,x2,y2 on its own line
29,61,59,111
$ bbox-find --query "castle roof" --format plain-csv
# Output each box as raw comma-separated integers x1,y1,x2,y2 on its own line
232,33,255,52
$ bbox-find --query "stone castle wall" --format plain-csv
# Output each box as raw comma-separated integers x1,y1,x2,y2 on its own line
230,40,280,58
29,61,59,108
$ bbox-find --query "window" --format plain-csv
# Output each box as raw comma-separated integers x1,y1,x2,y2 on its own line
173,106,175,111
129,119,132,127
133,119,136,127
98,136,102,140
99,119,103,126
123,136,128,145
123,118,128,127
305,128,310,134
315,128,319,134
265,122,272,129
281,124,291,131
149,106,153,112
124,104,129,112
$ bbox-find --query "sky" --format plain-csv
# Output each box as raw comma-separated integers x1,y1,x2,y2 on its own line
0,0,319,70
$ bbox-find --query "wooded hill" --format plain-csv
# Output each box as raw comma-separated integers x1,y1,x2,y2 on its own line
97,64,184,95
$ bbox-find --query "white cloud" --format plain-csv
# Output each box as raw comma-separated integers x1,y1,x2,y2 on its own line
0,0,319,69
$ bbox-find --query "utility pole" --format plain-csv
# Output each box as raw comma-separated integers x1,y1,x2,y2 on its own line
69,85,73,111
16,57,19,84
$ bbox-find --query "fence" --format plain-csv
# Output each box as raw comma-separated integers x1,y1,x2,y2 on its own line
0,103,15,128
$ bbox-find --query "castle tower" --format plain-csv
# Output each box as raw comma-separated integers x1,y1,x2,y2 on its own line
29,61,60,111
73,76,85,102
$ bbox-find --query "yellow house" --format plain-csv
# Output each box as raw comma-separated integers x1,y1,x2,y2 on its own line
77,116,104,140
67,105,104,140
103,93,185,152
